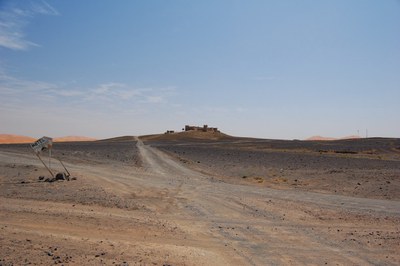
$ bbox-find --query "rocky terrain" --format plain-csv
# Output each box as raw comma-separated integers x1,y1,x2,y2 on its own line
151,137,400,200
0,133,399,265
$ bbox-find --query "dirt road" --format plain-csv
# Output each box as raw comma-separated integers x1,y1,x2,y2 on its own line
1,139,399,265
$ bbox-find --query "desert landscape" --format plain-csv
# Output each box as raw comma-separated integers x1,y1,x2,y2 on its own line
0,131,399,265
1,1,398,265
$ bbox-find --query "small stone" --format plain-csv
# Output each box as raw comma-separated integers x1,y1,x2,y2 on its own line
55,173,66,181
45,177,56,182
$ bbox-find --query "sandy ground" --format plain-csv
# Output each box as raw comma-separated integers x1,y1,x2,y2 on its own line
0,136,399,265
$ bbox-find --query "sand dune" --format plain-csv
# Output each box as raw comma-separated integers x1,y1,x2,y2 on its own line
0,134,36,144
307,135,361,141
0,134,96,144
54,136,97,142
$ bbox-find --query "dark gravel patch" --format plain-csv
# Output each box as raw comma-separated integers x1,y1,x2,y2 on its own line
0,141,142,166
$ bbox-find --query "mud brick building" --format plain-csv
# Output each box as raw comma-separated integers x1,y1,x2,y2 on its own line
184,125,219,133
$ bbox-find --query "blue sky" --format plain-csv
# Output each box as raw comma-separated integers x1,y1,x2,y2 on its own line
0,0,399,139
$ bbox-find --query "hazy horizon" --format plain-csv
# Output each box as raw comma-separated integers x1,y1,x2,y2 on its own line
0,131,377,141
1,1,399,140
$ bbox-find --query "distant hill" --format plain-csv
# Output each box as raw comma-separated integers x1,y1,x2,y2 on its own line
340,135,362,140
140,130,234,142
97,136,136,142
307,135,361,141
306,136,337,141
0,134,36,144
54,136,97,142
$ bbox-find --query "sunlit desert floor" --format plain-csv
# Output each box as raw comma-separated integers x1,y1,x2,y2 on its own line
0,135,399,265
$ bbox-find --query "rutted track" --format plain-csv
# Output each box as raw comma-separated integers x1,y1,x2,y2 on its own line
0,138,399,265
135,138,400,265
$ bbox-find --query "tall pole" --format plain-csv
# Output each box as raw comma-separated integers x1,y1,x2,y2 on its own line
57,159,70,177
34,152,54,178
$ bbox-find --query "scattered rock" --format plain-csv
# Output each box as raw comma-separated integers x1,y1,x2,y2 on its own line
38,176,45,181
55,173,66,181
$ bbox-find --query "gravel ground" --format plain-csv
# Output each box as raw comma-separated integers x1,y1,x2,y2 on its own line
0,137,399,265
149,137,400,200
